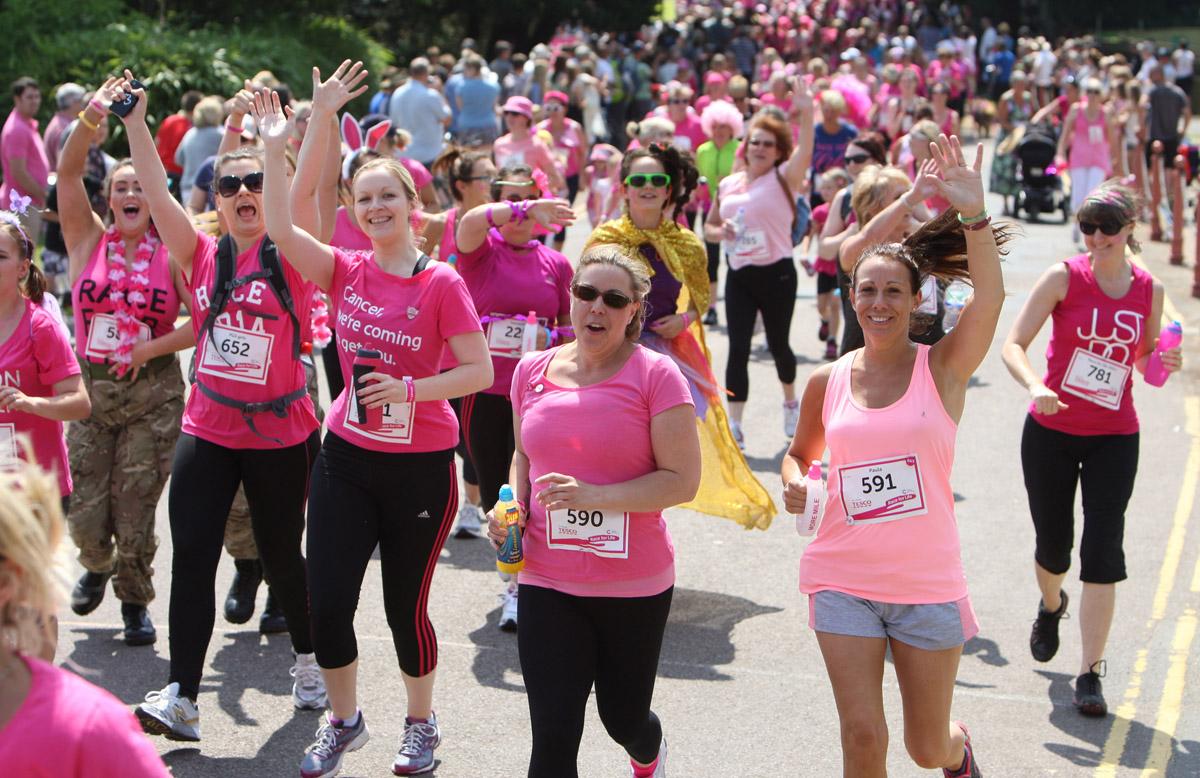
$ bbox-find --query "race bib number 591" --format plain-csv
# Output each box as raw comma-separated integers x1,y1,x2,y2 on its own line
838,455,928,525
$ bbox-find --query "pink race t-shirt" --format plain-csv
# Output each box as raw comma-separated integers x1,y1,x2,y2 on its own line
511,346,693,597
331,207,372,251
326,250,481,452
182,231,319,449
0,111,49,205
397,157,434,192
457,229,573,395
493,133,558,177
718,167,795,270
0,655,171,777
537,119,587,177
0,299,80,496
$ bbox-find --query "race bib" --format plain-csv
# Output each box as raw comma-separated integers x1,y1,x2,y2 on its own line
734,228,769,261
487,316,527,358
1088,124,1104,145
838,454,928,525
344,393,415,445
198,323,273,386
546,508,630,558
1060,347,1129,411
0,423,16,468
498,151,526,169
84,313,152,361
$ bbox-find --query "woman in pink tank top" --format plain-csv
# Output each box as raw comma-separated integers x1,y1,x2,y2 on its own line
1002,180,1180,718
783,135,1013,778
1057,80,1114,247
56,76,192,648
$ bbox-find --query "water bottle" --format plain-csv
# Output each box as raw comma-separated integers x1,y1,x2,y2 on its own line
942,281,972,332
495,484,525,574
795,461,826,537
1145,321,1183,387
351,348,383,427
521,310,540,354
723,207,746,256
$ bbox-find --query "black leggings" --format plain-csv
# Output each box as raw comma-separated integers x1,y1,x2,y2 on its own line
519,584,673,778
705,240,720,284
1021,415,1139,584
167,431,319,699
461,391,514,510
724,257,798,402
447,394,478,486
307,433,457,675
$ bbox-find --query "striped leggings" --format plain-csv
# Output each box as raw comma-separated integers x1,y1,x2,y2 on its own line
306,432,457,676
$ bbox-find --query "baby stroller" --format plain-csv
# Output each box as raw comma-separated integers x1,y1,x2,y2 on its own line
1014,125,1070,223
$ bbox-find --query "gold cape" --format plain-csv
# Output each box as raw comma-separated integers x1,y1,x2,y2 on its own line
586,215,711,314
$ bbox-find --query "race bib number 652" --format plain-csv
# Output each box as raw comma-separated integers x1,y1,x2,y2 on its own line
198,324,273,386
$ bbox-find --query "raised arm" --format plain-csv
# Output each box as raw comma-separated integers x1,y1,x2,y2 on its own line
116,70,199,273
218,81,256,158
839,158,940,273
456,199,575,254
59,79,123,279
782,77,816,191
252,90,335,291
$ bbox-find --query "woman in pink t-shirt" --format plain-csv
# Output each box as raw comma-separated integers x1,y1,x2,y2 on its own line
115,69,324,742
783,136,1011,778
486,245,700,778
57,77,192,648
1002,181,1180,719
0,463,170,778
256,78,493,777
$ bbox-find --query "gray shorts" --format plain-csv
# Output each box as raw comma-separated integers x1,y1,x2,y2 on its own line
808,590,979,651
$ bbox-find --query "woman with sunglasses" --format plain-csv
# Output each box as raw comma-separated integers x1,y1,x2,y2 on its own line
705,84,814,447
785,134,1011,778
253,82,493,776
52,77,195,649
493,96,567,196
110,70,324,741
456,164,575,630
588,144,775,530
486,244,701,778
1056,79,1114,247
929,83,961,138
536,91,587,252
1001,180,1180,718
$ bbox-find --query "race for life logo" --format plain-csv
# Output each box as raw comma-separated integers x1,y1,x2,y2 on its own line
1076,308,1144,363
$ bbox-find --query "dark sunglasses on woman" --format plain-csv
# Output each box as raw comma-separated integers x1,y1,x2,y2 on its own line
571,282,633,309
215,172,265,198
844,153,871,165
1078,219,1125,236
624,173,671,189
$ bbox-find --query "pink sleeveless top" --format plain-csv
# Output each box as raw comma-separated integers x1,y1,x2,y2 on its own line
438,207,459,262
800,344,967,604
1034,254,1153,436
1068,107,1111,173
71,235,180,364
717,166,794,270
331,207,372,251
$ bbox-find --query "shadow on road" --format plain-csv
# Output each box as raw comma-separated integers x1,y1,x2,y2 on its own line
159,712,318,778
60,625,170,706
209,631,304,725
962,634,1007,667
438,533,501,572
1037,670,1200,775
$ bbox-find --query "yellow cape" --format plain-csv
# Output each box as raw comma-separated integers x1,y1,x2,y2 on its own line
585,217,777,530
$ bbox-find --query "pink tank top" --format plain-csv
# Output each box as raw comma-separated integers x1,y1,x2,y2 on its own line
438,207,459,262
1034,254,1153,436
331,207,372,251
800,345,967,604
71,234,180,364
718,166,794,270
1068,107,1111,173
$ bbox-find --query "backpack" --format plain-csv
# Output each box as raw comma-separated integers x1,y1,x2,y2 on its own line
773,168,813,247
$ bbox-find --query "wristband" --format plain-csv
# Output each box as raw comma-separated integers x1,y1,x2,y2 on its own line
507,200,521,224
404,378,416,404
961,216,992,232
225,121,245,134
88,98,109,117
486,206,500,229
544,326,556,346
957,209,988,225
680,311,692,327
77,111,100,131
517,200,532,224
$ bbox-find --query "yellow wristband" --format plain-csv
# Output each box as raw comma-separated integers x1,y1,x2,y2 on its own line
77,110,100,132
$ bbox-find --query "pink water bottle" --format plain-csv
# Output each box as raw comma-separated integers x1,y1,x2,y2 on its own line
352,348,383,427
1145,321,1183,387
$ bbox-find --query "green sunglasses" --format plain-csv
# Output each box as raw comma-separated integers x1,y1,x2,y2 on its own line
624,173,672,188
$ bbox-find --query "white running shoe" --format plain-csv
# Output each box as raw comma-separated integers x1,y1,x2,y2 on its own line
730,421,745,451
629,735,668,777
136,682,200,741
783,400,800,437
291,652,328,710
453,503,484,539
498,586,518,632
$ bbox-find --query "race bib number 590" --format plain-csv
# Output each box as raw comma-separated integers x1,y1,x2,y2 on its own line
546,508,630,558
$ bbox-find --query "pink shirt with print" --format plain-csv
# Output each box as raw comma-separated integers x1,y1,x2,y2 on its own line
492,134,558,178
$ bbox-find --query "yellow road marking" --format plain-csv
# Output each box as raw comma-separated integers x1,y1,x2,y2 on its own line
1095,648,1151,778
1139,608,1198,776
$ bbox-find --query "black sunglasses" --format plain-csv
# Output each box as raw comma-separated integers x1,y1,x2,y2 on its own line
624,173,671,188
216,172,264,198
1079,220,1125,236
747,138,776,147
844,153,871,164
571,282,633,309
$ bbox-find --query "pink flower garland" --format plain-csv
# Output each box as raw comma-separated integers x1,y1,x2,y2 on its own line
311,294,332,349
104,226,158,376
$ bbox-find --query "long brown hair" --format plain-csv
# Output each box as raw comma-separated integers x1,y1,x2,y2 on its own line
0,222,45,304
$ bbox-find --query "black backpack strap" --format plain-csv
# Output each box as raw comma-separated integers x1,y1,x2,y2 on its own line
412,253,432,276
191,235,237,382
193,381,308,447
258,237,301,359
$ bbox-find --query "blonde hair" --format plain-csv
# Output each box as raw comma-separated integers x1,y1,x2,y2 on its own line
192,96,224,129
0,460,66,655
851,164,912,224
819,90,847,114
572,244,651,339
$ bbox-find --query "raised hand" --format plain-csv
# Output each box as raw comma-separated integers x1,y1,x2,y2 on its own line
115,68,149,124
906,157,941,204
229,79,259,119
250,90,292,153
92,76,124,113
526,199,576,229
926,134,985,217
310,60,370,117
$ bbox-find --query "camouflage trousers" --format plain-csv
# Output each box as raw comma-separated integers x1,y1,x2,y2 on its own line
67,360,185,605
223,355,324,560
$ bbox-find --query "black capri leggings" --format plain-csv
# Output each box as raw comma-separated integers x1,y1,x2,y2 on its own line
705,240,720,284
519,584,673,778
307,433,457,675
447,394,478,486
167,431,319,700
724,257,798,403
1021,414,1139,584
460,391,514,511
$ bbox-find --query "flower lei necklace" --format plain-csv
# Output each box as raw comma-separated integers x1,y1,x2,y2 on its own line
103,225,158,376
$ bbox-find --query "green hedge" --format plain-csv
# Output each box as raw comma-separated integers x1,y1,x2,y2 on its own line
3,0,391,154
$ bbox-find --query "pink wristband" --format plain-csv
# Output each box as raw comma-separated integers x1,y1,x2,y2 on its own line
88,98,109,117
225,121,244,134
507,200,522,224
404,378,416,404
681,311,692,327
486,206,500,229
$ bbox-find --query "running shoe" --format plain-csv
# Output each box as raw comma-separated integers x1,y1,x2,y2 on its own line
392,713,440,775
499,586,518,632
703,308,718,327
818,319,829,342
454,503,484,539
800,257,816,277
1074,661,1107,717
291,652,328,711
70,570,112,616
783,400,801,437
824,339,838,361
630,734,668,777
300,711,370,778
943,722,980,777
1029,590,1069,663
730,421,745,451
136,682,200,741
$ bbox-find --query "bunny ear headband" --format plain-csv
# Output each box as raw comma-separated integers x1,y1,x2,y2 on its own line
0,191,33,254
341,113,393,181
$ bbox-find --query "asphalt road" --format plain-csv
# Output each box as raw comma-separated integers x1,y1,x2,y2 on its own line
54,140,1200,777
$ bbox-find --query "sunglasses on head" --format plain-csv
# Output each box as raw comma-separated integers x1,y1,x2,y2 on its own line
571,282,633,309
624,173,671,188
1078,219,1126,236
216,172,264,198
844,153,871,164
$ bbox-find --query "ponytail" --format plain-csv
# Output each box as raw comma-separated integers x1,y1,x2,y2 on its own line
23,261,47,305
